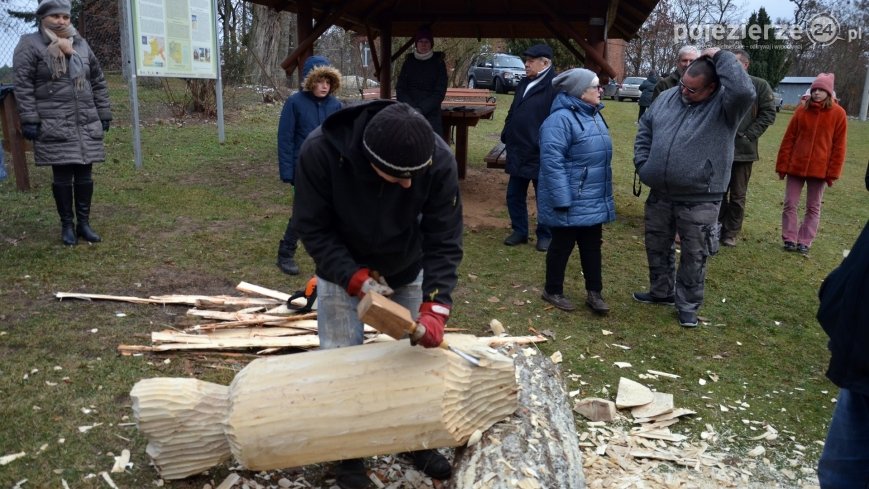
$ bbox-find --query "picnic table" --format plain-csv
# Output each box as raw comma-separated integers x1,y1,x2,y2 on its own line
361,87,497,179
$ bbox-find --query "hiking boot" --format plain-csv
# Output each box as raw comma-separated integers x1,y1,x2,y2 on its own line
586,290,610,315
276,255,300,275
542,291,576,311
783,241,797,252
797,244,810,255
720,237,736,247
632,291,675,306
678,310,699,328
333,458,371,489
503,232,528,246
407,449,452,480
535,237,551,252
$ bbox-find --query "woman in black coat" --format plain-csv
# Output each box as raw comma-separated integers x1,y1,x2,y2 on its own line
396,27,448,136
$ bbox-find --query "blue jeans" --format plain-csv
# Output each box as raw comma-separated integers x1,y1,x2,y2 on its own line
506,175,550,240
316,272,423,349
818,388,869,488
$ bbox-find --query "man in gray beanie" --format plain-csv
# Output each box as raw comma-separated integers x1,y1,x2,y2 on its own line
292,100,463,489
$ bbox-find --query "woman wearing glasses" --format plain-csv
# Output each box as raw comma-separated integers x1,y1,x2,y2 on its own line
775,73,847,255
537,68,615,315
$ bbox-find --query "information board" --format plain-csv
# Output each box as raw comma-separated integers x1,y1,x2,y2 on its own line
130,0,217,78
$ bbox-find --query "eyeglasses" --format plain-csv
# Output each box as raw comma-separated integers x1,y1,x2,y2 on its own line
678,79,707,94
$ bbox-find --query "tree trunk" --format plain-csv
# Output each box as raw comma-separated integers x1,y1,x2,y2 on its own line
131,337,518,480
451,349,585,488
249,5,292,89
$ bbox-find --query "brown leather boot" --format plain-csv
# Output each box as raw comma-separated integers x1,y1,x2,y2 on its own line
586,290,610,315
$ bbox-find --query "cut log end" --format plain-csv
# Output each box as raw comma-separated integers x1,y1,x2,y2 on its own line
130,378,232,479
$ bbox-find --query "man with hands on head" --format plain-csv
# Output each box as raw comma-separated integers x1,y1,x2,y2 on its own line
292,100,463,489
633,47,755,328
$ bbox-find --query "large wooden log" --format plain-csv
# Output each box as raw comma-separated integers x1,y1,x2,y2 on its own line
451,349,585,488
130,335,517,480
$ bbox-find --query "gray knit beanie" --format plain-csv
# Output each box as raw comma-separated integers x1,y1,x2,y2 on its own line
37,0,71,17
552,68,599,99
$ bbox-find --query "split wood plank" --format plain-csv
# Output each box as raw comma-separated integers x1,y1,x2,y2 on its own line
154,326,320,342
235,281,291,302
56,292,281,307
184,318,318,333
186,309,315,322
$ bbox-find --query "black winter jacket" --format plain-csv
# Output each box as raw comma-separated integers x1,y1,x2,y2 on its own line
396,52,448,136
500,67,557,180
818,222,869,396
293,100,463,306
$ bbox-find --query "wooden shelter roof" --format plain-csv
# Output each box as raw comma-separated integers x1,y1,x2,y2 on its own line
247,0,657,41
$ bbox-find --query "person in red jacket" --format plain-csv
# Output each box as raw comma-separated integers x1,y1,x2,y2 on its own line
775,73,847,255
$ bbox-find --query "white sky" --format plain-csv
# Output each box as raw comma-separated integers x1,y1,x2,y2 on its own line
741,0,795,23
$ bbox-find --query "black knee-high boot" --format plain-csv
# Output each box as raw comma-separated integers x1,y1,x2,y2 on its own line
74,182,101,242
52,183,77,246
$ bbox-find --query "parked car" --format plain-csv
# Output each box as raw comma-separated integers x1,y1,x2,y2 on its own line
773,90,783,112
616,76,645,101
602,79,619,100
467,53,526,93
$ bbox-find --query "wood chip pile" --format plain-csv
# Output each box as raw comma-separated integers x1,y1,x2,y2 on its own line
573,376,820,488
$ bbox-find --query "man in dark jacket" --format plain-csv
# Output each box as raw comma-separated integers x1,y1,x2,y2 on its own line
637,70,658,122
816,172,869,487
500,43,557,251
652,45,700,101
718,49,776,247
633,48,754,328
293,100,463,489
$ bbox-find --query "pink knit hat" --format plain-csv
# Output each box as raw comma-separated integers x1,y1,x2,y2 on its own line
810,73,835,96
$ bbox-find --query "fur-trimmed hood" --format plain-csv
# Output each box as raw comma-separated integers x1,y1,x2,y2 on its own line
303,65,341,94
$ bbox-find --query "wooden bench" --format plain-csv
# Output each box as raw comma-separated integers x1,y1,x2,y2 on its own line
484,142,507,170
360,87,496,109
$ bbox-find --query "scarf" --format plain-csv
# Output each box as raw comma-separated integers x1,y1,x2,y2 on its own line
414,50,433,61
41,19,85,90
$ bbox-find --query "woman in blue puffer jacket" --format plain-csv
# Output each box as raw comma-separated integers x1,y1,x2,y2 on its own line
538,68,616,315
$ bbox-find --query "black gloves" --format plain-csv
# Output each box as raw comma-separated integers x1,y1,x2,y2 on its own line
101,120,111,132
21,123,40,140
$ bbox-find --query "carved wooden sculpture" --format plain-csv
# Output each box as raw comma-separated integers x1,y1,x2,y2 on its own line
131,337,517,480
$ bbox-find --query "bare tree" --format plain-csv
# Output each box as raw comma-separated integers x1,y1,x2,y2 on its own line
625,0,680,78
248,5,293,90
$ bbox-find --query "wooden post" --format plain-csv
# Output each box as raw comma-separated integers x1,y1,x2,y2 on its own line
131,337,517,480
0,90,31,191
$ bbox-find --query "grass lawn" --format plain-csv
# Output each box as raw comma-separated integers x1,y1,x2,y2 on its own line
1,80,867,487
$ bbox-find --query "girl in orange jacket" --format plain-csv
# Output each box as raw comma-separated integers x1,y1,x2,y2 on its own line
775,73,847,254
